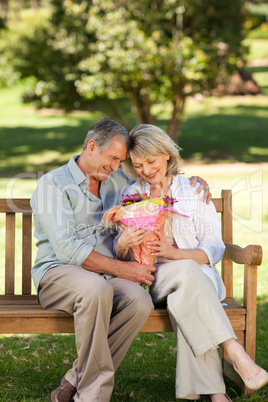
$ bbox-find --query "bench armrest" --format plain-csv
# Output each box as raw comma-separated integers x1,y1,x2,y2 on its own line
224,244,262,266
223,243,262,359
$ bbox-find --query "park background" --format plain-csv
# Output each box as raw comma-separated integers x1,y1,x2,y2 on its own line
0,0,267,401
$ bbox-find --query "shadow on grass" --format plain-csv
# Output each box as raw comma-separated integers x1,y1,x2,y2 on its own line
0,119,95,176
0,100,137,177
247,66,268,74
179,107,268,163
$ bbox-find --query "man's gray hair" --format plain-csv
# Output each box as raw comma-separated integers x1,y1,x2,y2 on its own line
82,118,130,151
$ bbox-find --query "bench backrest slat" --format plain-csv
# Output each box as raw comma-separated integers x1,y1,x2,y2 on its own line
1,199,32,296
5,213,16,295
22,213,32,295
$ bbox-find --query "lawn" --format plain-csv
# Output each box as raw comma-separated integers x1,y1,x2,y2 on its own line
0,37,268,401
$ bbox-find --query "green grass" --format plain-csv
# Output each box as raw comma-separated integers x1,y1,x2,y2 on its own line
0,38,268,401
0,320,267,401
246,24,268,40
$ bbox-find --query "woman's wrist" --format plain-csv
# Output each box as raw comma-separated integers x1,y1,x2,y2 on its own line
171,247,182,260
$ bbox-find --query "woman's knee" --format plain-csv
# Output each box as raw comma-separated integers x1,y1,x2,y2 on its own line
178,259,203,278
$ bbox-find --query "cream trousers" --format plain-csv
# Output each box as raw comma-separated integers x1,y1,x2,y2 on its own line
39,265,153,402
150,259,236,400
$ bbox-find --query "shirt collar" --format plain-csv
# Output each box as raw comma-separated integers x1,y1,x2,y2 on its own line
67,155,89,186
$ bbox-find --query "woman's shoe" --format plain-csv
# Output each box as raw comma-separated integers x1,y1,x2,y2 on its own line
233,363,268,391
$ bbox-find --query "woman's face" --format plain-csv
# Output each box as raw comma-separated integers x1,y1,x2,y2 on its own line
130,153,170,185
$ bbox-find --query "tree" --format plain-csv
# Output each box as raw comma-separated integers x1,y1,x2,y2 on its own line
77,0,247,140
0,0,8,21
8,0,248,140
9,0,95,109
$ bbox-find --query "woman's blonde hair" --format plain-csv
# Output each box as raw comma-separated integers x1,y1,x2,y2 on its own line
123,124,182,181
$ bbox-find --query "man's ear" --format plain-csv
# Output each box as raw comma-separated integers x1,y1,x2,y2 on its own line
86,139,97,156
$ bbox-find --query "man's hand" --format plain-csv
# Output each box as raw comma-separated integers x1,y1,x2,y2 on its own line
119,261,156,287
81,250,156,287
190,176,211,204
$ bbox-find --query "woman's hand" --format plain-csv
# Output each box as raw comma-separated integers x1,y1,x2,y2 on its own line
190,176,211,204
114,224,148,260
147,230,210,264
119,224,148,248
146,230,178,260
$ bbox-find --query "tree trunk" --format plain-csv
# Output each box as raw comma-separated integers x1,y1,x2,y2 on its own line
106,98,132,132
138,92,154,124
130,95,144,125
0,0,8,21
130,88,155,126
31,0,39,11
167,94,186,142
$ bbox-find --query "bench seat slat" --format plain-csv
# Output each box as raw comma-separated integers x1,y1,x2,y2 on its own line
0,298,245,334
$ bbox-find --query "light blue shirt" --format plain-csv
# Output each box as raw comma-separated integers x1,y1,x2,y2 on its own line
31,155,133,292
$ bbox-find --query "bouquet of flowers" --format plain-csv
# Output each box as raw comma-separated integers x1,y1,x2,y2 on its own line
100,191,188,266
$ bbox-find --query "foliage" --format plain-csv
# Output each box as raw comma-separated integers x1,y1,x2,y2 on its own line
77,0,249,139
4,0,95,109
1,0,249,140
0,32,20,87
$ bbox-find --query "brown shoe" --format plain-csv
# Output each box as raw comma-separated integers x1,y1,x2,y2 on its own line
50,377,76,402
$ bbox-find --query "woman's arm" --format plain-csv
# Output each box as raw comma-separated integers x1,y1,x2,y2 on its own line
147,230,210,265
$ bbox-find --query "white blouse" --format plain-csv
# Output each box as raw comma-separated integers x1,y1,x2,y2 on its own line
120,174,226,301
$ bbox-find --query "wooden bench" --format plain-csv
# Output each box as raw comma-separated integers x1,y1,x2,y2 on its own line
0,190,263,395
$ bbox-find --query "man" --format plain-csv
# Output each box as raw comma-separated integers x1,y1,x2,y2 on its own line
31,118,210,402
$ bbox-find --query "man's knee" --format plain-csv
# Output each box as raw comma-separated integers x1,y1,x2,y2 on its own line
76,276,114,308
112,279,153,321
130,286,154,319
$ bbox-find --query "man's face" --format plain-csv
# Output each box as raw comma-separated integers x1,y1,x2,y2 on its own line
86,137,127,182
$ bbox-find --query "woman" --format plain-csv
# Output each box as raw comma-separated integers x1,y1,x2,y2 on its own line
114,124,268,402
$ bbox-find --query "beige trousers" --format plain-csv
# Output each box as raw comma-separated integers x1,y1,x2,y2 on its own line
150,259,236,400
39,265,153,402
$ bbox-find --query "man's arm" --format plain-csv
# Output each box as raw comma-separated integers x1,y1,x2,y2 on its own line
33,176,155,286
190,176,211,204
81,250,155,286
